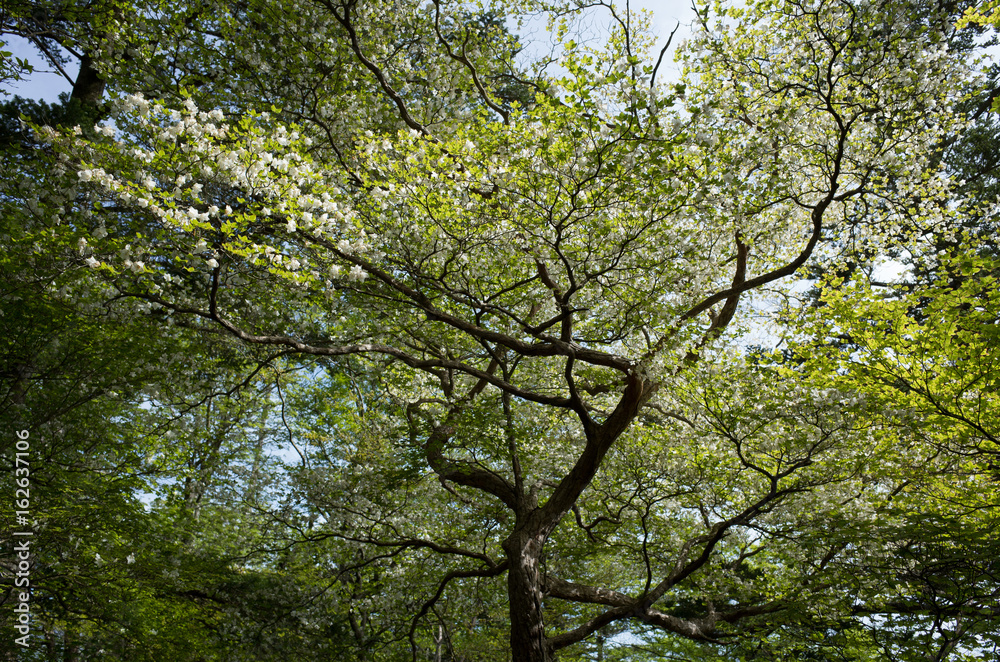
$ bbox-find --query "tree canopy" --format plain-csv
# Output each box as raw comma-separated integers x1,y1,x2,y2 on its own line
2,0,998,660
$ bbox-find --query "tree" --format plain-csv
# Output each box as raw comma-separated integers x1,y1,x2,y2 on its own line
781,247,1000,660
4,0,981,659
0,81,356,662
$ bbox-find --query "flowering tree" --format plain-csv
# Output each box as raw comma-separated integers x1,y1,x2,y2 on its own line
7,0,980,658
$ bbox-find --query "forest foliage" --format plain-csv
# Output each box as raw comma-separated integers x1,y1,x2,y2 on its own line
1,0,998,660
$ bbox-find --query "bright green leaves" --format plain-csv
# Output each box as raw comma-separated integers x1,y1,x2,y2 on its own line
0,42,32,90
775,245,1000,656
789,249,1000,463
958,0,1000,29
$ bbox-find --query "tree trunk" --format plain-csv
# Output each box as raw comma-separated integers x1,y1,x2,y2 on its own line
499,374,654,660
70,53,105,107
63,630,78,662
504,528,551,662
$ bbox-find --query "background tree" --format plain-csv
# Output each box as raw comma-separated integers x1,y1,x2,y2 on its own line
780,247,1000,661
0,58,357,662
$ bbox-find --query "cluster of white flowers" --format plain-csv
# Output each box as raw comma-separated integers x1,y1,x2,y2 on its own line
55,93,375,288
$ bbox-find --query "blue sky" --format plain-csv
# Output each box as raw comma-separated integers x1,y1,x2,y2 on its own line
3,36,72,101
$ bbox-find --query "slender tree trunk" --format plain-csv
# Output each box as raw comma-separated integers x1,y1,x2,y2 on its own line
503,527,551,662
348,603,371,661
63,630,78,662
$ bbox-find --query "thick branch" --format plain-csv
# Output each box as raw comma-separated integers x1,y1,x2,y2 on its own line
423,414,519,509
536,368,656,527
685,232,749,363
70,52,105,106
542,576,771,650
